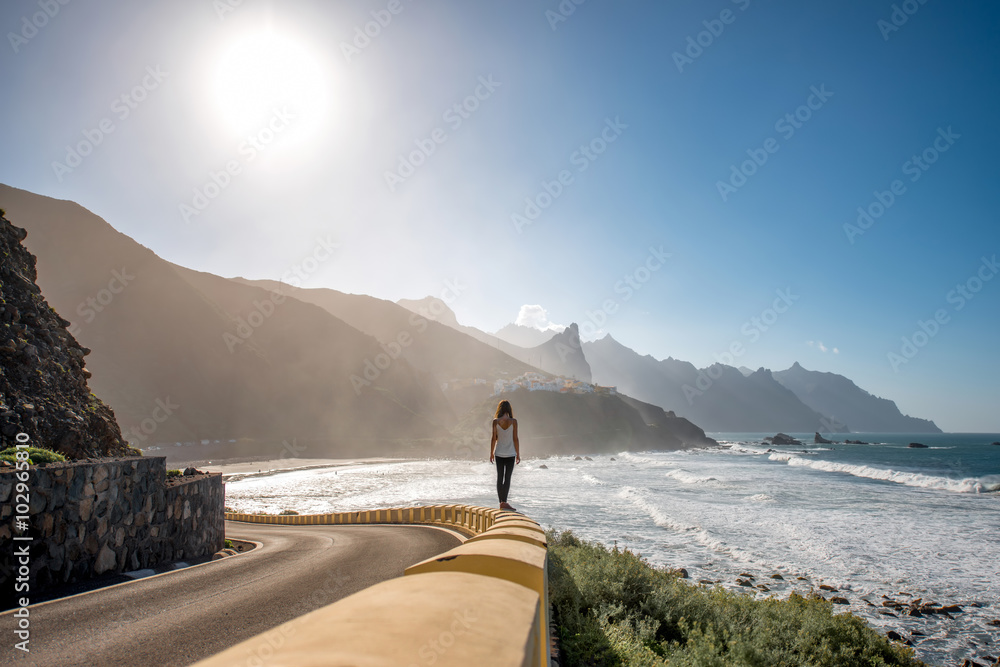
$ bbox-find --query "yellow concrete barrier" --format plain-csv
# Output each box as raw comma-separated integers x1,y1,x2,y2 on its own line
469,525,548,549
191,572,540,667
493,513,541,526
489,518,547,535
405,538,549,664
220,505,549,666
225,504,502,537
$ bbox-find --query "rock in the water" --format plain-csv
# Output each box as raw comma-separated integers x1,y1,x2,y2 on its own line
886,630,903,641
770,573,784,580
584,456,593,461
609,457,616,461
819,584,838,592
573,456,583,461
990,442,1000,446
830,596,850,605
844,439,869,444
766,433,802,446
673,568,689,578
538,464,548,469
908,442,929,448
736,578,753,587
814,432,833,444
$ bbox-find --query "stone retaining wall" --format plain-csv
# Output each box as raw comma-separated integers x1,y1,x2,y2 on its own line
0,456,223,601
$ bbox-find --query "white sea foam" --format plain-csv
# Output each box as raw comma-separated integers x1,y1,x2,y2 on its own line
665,468,718,484
723,444,770,455
783,457,1000,493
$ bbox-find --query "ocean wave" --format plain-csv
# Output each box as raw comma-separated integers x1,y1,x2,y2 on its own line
665,469,718,484
581,473,607,486
617,486,700,532
617,452,670,466
768,453,796,462
784,458,1000,493
615,487,768,566
722,444,770,456
746,493,776,502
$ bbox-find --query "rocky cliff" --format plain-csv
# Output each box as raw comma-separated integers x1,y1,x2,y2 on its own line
0,211,129,458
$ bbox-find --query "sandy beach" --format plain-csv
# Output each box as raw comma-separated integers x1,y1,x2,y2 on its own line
198,457,410,478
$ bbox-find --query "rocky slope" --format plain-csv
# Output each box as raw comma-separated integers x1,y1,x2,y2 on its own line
773,362,941,433
0,185,447,455
584,335,844,433
452,387,716,455
0,211,129,458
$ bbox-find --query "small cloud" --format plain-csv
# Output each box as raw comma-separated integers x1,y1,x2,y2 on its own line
833,347,840,354
808,340,838,353
515,304,565,332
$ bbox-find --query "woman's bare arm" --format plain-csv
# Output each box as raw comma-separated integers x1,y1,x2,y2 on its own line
490,419,498,463
513,419,520,464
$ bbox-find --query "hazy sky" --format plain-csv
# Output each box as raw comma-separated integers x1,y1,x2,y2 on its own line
1,1,998,431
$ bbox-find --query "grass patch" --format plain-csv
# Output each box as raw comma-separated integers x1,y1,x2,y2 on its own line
224,539,234,549
0,446,67,465
166,469,182,477
547,530,923,667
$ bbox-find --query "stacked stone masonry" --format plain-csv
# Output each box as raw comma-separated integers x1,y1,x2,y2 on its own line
0,456,223,601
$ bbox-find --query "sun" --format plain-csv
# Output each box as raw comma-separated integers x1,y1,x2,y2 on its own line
211,29,328,138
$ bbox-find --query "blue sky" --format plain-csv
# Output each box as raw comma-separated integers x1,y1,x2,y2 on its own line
1,1,998,431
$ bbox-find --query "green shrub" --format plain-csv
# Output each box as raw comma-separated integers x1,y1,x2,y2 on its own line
547,530,924,667
224,539,234,549
166,469,181,477
0,446,67,465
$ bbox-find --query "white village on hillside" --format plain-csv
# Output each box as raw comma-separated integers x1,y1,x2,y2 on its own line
441,372,618,397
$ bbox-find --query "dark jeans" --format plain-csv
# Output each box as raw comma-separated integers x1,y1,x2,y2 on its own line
495,456,515,504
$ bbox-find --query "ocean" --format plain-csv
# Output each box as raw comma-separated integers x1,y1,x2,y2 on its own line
224,432,1000,666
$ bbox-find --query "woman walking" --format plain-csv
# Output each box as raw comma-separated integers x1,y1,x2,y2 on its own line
489,399,520,511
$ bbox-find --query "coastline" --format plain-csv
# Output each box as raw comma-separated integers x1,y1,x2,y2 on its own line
195,457,412,481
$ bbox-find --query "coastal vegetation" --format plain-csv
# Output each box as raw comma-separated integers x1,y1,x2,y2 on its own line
547,530,923,667
0,445,66,465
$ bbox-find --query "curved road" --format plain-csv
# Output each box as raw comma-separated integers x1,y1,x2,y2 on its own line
6,521,461,666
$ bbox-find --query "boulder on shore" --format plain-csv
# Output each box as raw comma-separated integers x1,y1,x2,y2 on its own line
814,432,833,444
908,442,929,449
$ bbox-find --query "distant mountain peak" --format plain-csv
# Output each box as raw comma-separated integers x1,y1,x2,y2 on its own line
396,296,460,328
773,364,941,433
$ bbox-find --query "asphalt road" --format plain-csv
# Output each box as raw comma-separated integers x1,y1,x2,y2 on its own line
3,521,462,666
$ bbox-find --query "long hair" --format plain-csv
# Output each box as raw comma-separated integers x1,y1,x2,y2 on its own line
494,399,513,419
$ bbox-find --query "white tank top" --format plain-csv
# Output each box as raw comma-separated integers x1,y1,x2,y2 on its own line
494,420,516,457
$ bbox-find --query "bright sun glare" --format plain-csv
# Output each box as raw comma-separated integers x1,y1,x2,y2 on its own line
212,29,328,138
